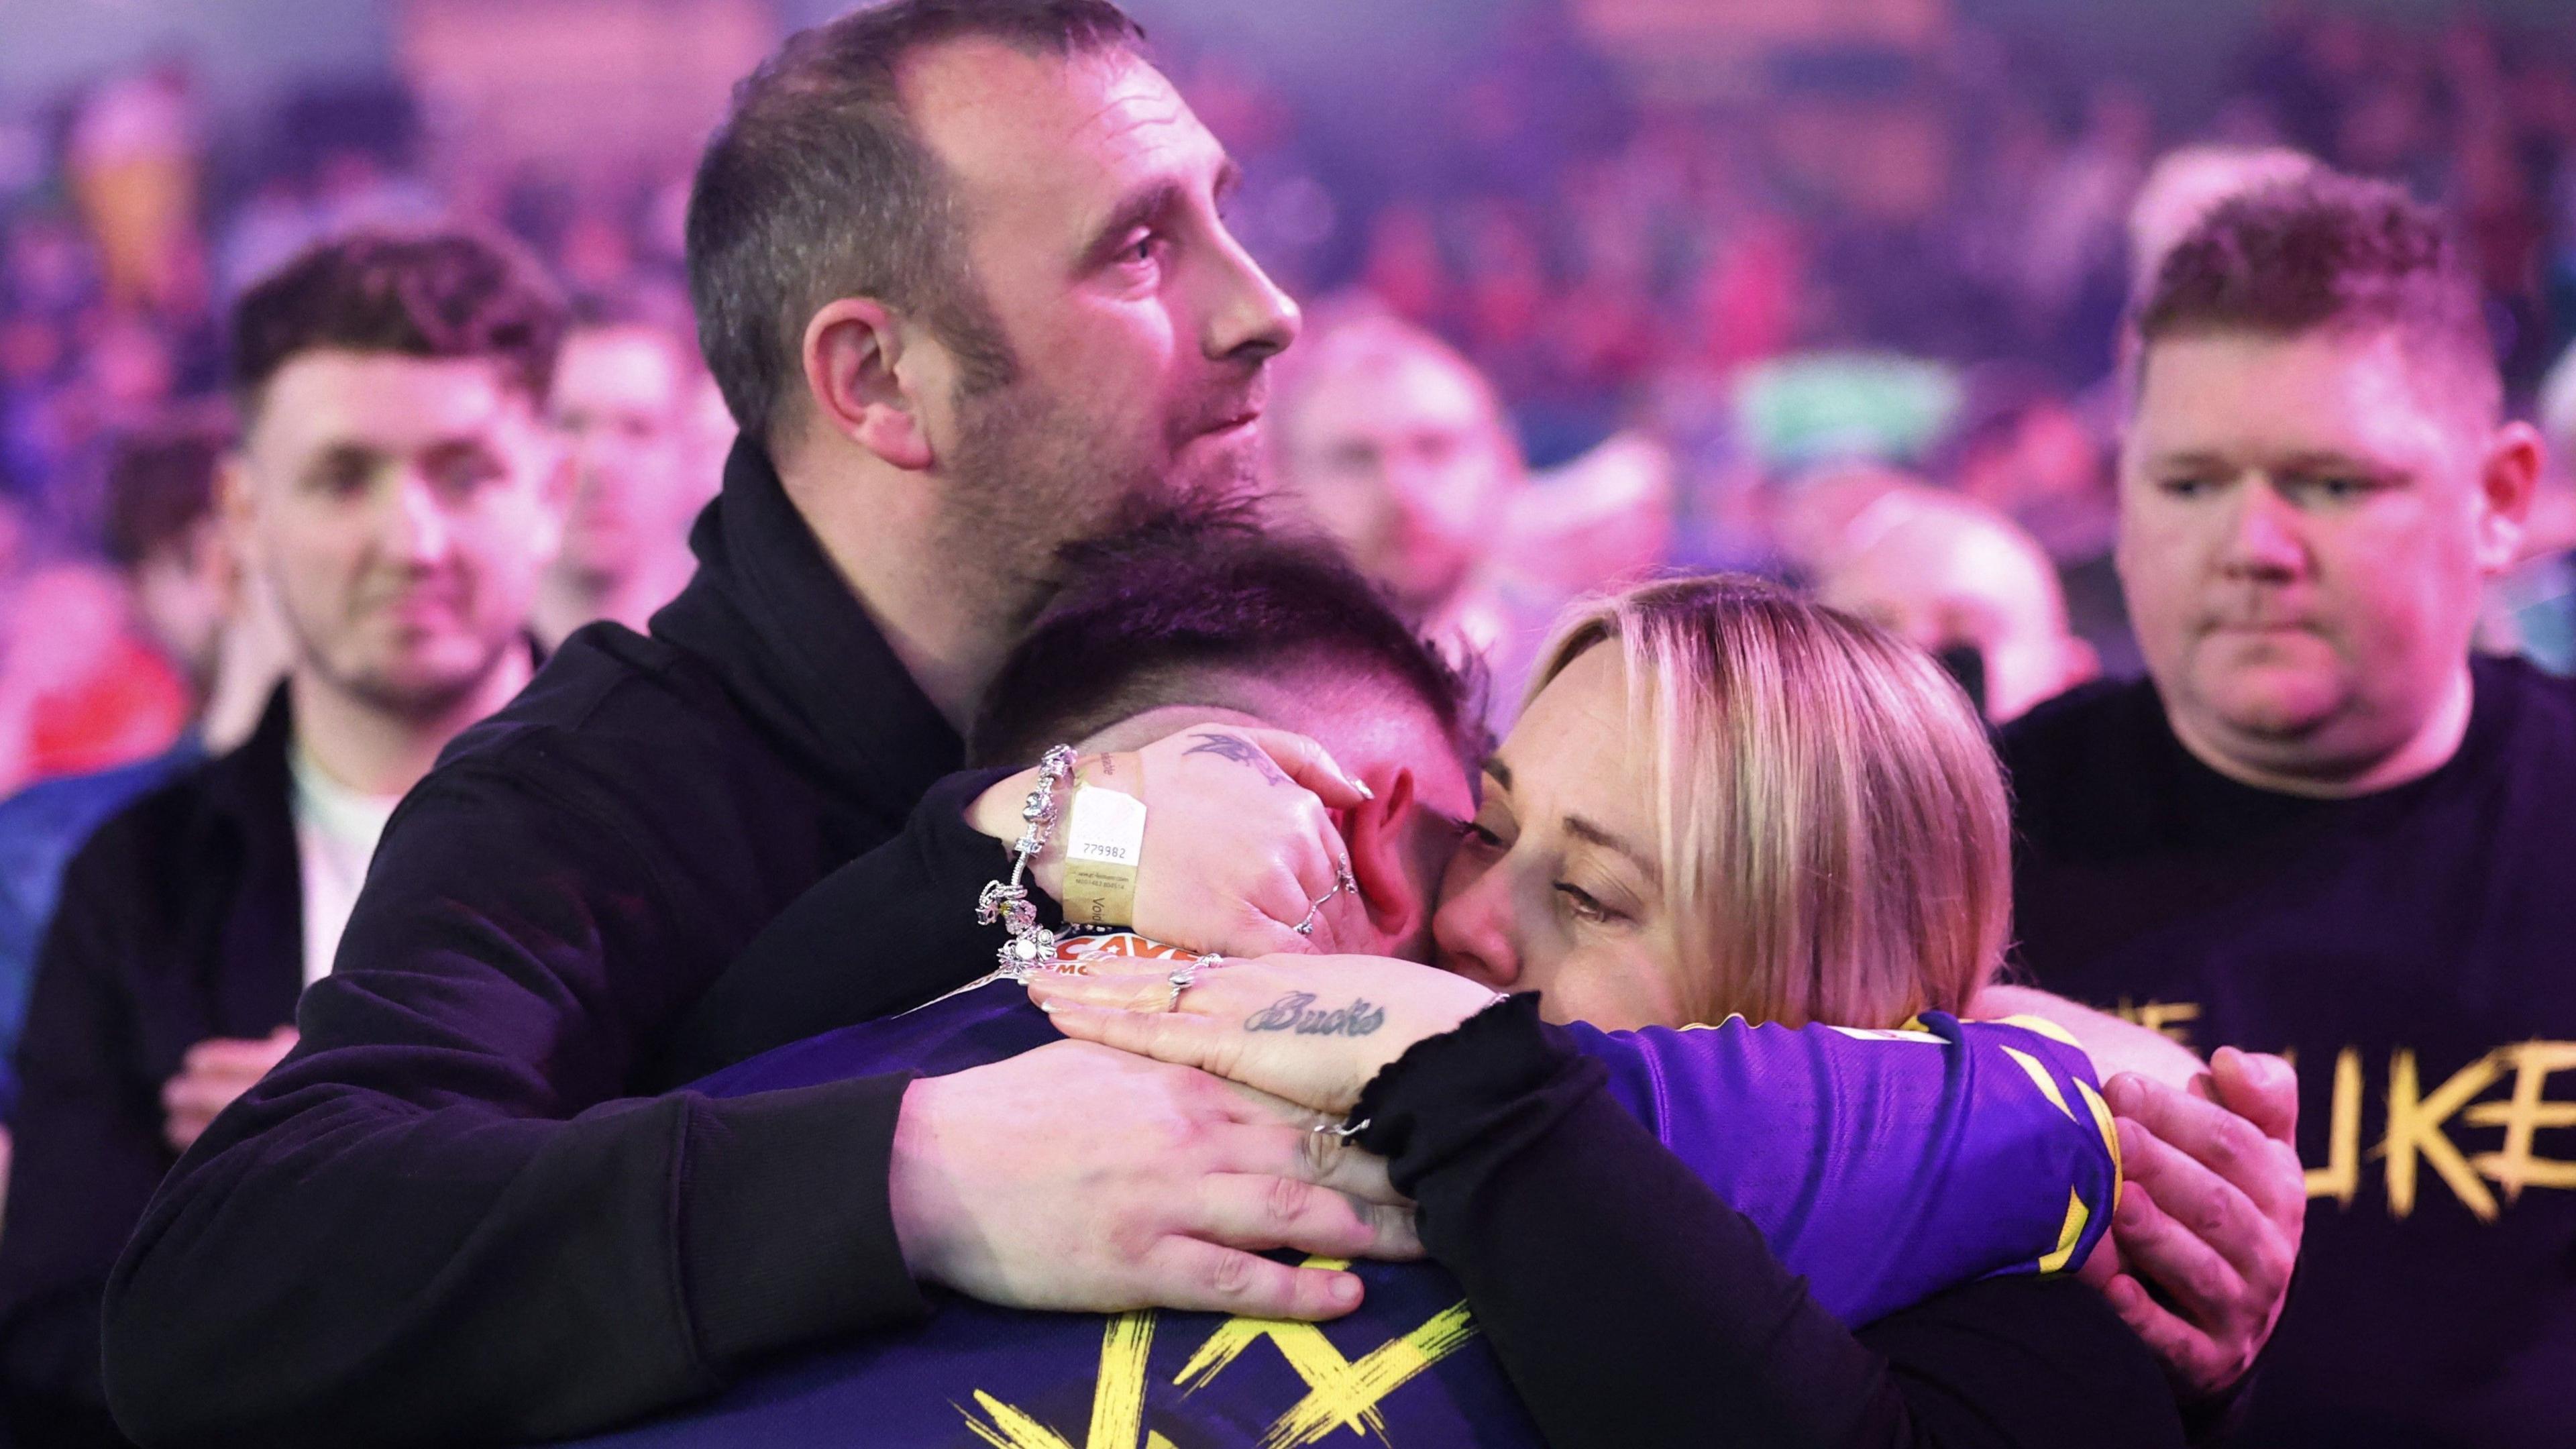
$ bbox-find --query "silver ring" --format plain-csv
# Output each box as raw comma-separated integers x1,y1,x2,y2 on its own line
1163,960,1199,1012
1292,863,1359,938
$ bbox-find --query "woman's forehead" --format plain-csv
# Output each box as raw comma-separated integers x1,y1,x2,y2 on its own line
1494,647,1650,829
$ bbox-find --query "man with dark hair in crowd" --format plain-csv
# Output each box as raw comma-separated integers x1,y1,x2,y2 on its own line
0,229,568,1446
531,297,717,647
98,5,1407,1444
2005,172,2576,1444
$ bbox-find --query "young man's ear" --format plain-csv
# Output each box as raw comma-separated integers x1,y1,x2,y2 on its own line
801,298,934,472
1342,767,1430,952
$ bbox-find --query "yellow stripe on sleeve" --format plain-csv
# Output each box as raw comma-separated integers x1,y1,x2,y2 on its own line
2037,1187,2091,1275
2000,1044,2079,1122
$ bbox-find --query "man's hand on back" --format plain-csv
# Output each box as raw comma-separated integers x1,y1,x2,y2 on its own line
888,1039,1417,1322
2092,1047,2304,1399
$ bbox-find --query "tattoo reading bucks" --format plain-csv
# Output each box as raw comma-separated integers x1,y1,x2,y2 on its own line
1245,991,1386,1036
1183,731,1288,786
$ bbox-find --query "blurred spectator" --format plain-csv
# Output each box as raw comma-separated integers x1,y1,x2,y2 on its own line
64,62,205,317
1941,365,2141,678
533,303,714,647
1270,301,1666,714
1815,485,2098,723
0,547,193,801
0,407,290,1125
1271,303,1522,625
0,231,566,1447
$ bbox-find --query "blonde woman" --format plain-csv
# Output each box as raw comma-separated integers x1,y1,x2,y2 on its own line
1032,575,2185,1448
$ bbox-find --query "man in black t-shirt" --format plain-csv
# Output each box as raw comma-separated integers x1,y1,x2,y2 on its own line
2004,172,2569,1447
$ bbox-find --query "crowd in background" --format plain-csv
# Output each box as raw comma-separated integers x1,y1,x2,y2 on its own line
0,1,2573,1444
6,5,2576,802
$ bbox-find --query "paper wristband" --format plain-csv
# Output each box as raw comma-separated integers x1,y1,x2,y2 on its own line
1062,783,1146,928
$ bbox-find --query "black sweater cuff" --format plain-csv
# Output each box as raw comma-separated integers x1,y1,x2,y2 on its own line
1350,993,1605,1201
681,1071,930,1366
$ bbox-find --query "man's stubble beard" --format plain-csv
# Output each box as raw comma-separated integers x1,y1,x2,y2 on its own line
290,606,523,726
938,370,1262,636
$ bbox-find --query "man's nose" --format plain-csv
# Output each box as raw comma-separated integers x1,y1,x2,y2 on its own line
1430,863,1519,990
381,475,453,566
1199,227,1301,365
2219,478,2306,580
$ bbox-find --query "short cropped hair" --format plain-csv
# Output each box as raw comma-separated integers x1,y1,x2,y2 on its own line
686,0,1144,445
1530,576,2010,1030
2131,171,2499,421
229,230,568,418
970,511,1485,771
103,404,233,570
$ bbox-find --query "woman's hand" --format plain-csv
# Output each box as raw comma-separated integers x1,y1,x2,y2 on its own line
1028,953,1503,1116
969,725,1373,957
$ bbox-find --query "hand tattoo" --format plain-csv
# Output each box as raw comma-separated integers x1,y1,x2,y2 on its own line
1183,732,1288,786
1245,991,1385,1037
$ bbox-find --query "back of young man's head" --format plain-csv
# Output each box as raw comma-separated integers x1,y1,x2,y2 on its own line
971,513,1486,773
224,229,572,720
2112,170,2543,795
971,513,1487,961
686,0,1143,449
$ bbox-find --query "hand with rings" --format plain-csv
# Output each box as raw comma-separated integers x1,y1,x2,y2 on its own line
1162,953,1226,1012
1291,864,1360,940
1030,951,1507,1118
971,724,1373,959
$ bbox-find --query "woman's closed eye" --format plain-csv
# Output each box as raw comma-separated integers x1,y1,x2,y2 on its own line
1554,881,1626,926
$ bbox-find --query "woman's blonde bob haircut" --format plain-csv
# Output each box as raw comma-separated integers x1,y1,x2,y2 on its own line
1525,575,2011,1029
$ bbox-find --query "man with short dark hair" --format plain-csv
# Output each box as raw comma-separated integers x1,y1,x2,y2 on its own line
2005,172,2575,1444
0,229,568,1447
103,6,1404,1445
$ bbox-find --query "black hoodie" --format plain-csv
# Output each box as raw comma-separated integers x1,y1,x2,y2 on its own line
101,441,1020,1446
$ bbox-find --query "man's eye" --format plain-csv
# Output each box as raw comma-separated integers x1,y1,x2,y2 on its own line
2159,477,2213,498
313,463,370,497
2314,476,2374,500
1116,233,1162,269
1458,820,1505,852
434,459,504,493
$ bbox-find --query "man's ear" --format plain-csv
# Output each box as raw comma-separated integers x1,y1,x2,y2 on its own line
801,298,934,472
2474,421,2544,573
1344,767,1431,952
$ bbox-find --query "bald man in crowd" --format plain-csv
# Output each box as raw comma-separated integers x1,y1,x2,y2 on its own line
1816,486,2098,722
2005,172,2576,1446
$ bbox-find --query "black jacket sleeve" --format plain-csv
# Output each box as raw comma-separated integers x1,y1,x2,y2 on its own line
660,768,1028,1081
1354,996,2186,1449
0,842,167,1448
99,765,1008,1448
